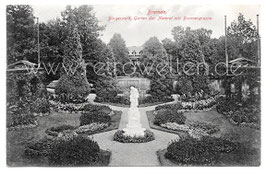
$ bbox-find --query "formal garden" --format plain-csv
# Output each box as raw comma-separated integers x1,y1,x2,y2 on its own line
6,5,260,166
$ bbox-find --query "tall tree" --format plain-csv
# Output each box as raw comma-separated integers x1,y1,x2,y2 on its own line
170,26,210,94
6,5,37,64
142,36,167,61
108,33,129,76
61,5,105,63
227,13,258,61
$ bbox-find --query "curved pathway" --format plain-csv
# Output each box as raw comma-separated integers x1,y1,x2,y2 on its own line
87,94,179,166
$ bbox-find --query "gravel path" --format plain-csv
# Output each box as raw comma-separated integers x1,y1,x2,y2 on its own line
88,94,179,166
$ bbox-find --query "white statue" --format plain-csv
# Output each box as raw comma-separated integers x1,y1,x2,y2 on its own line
129,86,139,107
123,86,146,137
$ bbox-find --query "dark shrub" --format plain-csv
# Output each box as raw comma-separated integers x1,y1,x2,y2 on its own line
82,104,112,115
155,102,183,111
94,77,119,102
31,97,50,114
7,100,37,127
165,136,239,165
24,138,53,157
216,96,237,114
112,96,130,105
55,74,90,104
80,111,111,126
45,125,76,137
48,136,100,166
154,109,186,125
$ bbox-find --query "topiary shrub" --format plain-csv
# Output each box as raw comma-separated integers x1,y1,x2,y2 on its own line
45,125,76,137
94,77,119,103
165,136,239,165
55,73,90,104
113,130,155,143
79,111,111,126
48,135,100,166
155,102,183,111
154,109,186,125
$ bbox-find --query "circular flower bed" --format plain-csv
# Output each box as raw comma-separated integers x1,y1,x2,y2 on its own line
113,130,155,143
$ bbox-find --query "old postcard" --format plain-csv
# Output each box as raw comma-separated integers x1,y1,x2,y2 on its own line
6,3,261,167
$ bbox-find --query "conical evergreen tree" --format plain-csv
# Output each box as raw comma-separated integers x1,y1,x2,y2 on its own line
55,27,90,103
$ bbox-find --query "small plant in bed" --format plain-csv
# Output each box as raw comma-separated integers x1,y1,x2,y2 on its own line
165,136,239,165
154,109,186,125
113,130,155,143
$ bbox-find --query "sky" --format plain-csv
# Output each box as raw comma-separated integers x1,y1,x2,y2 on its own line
32,5,260,47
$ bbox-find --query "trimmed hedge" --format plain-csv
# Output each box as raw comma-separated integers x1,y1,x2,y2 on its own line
113,130,155,143
154,109,186,125
79,111,111,126
165,136,239,165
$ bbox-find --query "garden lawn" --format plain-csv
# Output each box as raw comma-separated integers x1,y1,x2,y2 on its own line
7,110,122,166
147,108,260,166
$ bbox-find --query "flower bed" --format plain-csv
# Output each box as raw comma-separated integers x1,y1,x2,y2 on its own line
49,100,86,113
80,111,111,126
154,109,186,125
160,121,219,139
74,123,108,134
216,97,260,130
82,104,113,115
45,125,76,137
113,130,155,143
165,136,239,165
181,97,217,111
154,96,218,113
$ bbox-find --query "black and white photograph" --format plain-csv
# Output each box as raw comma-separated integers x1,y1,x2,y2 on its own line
2,0,263,169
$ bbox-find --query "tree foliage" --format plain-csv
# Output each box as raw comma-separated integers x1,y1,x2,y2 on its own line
7,5,37,64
